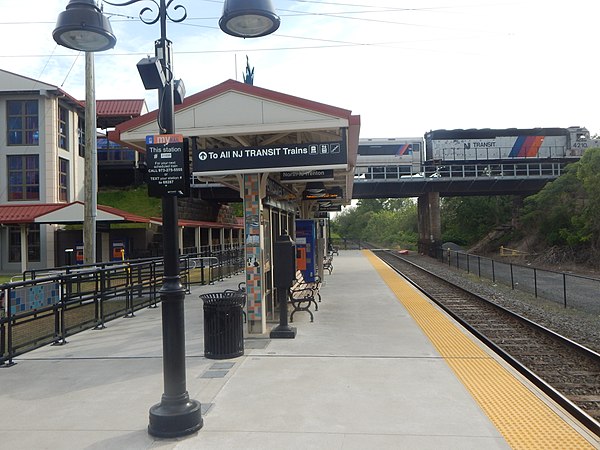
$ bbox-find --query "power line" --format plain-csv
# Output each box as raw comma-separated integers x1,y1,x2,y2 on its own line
0,2,511,61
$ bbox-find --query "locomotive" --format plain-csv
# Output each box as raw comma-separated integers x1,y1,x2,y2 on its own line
424,126,598,163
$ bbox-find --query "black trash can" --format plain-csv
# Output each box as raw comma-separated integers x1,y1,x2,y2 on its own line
200,291,245,359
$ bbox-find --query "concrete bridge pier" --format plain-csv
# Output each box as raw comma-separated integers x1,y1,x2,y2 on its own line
418,192,441,257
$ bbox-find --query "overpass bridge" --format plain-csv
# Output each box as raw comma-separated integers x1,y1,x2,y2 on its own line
352,160,569,198
352,158,572,255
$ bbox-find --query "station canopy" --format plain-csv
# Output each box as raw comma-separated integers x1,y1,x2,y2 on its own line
108,79,360,207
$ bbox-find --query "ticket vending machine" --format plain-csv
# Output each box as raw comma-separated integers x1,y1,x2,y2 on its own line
295,220,317,282
75,243,84,265
111,240,126,261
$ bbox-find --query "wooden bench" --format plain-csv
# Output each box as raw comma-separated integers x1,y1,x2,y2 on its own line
288,270,321,322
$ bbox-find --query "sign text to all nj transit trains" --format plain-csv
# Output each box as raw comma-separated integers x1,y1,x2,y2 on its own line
192,141,347,175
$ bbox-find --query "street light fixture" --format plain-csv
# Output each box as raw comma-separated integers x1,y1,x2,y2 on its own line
53,0,116,51
54,0,280,439
220,0,280,38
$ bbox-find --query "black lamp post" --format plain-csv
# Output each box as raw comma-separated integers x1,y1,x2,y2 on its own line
54,0,279,439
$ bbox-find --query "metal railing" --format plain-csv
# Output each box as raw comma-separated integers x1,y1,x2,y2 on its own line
1,245,245,366
434,247,600,315
354,161,568,181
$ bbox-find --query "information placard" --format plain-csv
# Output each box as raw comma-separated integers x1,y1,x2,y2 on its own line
146,134,188,197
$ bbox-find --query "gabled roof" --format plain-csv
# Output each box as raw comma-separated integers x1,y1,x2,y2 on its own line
107,79,360,204
0,202,153,225
0,68,84,112
83,99,149,129
108,79,359,152
0,202,242,229
96,99,147,117
0,204,66,224
0,68,57,93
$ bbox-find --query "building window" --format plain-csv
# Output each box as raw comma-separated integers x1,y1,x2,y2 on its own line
7,155,40,201
58,105,69,150
59,157,69,202
7,100,39,146
78,116,85,157
97,138,136,162
8,224,41,263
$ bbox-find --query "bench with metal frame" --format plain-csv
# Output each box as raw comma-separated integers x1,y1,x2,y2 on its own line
288,270,321,322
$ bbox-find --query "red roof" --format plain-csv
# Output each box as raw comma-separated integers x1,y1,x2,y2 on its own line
95,100,146,118
109,79,357,147
0,203,153,224
0,204,66,224
0,203,242,228
95,204,153,223
79,99,147,129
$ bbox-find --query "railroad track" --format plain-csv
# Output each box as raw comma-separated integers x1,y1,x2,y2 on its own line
372,249,600,437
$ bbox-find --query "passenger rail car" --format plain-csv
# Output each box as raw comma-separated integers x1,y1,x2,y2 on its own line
355,138,422,177
424,126,597,163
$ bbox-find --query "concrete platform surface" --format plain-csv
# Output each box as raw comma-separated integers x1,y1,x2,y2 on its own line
0,251,510,450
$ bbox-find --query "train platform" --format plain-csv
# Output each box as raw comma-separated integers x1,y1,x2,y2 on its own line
0,250,598,450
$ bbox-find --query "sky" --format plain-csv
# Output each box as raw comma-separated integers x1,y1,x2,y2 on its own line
1,0,599,138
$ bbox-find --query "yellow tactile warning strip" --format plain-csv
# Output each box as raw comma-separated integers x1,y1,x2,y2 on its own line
364,250,596,450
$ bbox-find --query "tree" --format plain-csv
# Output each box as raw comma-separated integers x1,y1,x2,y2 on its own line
522,163,584,246
575,148,600,248
333,199,418,247
441,196,513,245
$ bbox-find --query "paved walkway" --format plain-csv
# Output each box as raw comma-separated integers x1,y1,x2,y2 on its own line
1,251,512,449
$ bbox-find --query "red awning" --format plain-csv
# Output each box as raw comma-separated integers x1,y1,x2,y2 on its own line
0,202,153,225
0,204,66,224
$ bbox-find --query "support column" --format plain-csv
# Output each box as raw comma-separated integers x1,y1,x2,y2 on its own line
417,192,441,257
20,224,28,275
194,227,201,253
178,226,184,254
100,232,110,262
243,173,266,334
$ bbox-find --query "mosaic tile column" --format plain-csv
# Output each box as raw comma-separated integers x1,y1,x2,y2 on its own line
243,174,266,334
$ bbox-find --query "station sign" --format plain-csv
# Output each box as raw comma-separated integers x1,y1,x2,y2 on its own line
318,204,342,212
303,186,343,200
146,134,189,197
192,140,347,176
280,169,334,183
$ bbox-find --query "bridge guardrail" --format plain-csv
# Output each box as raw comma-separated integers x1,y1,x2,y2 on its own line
354,161,568,181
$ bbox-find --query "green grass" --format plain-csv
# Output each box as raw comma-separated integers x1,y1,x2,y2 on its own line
98,185,161,218
0,274,19,284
